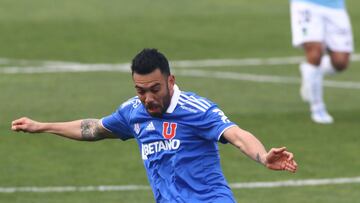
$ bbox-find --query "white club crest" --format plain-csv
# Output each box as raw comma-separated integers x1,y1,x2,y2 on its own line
134,123,140,134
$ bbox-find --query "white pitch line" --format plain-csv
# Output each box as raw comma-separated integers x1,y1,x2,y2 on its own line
175,69,299,84
230,176,360,189
1,55,360,89
175,69,360,89
0,185,151,193
1,53,360,68
173,53,360,68
1,176,360,193
0,64,130,74
172,56,304,68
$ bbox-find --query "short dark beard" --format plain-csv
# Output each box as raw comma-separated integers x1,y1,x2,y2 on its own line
149,82,171,118
161,86,171,114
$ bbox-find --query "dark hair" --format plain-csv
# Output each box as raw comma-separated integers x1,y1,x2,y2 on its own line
131,48,170,76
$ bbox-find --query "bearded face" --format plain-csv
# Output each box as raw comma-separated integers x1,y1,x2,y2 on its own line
133,69,175,117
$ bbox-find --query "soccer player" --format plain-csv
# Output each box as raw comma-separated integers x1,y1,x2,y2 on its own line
11,49,297,203
290,0,354,124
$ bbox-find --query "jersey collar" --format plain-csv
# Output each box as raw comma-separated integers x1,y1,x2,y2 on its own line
166,84,180,114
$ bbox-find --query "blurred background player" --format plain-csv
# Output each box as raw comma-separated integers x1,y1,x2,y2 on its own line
290,0,354,124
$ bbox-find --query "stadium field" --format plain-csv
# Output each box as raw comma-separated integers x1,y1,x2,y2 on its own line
1,0,359,202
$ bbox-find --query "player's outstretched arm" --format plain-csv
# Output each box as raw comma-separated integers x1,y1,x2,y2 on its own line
222,126,297,173
11,117,117,141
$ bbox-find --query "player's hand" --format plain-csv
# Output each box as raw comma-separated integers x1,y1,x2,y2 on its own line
11,117,42,133
264,147,297,173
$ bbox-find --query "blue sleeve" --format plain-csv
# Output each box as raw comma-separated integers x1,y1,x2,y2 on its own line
196,105,236,143
101,106,134,141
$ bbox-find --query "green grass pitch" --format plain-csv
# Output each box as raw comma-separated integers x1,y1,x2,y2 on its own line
0,0,360,202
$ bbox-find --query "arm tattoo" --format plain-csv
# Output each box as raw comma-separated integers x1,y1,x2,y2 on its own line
80,119,104,141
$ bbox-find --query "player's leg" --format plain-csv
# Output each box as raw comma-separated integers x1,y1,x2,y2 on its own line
300,42,323,102
301,43,333,124
290,1,321,102
329,52,350,71
321,7,353,75
291,2,333,124
320,52,350,75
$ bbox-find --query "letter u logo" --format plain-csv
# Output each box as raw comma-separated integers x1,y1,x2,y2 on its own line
162,122,177,139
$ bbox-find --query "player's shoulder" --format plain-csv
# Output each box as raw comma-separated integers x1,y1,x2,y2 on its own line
178,91,216,114
118,96,142,111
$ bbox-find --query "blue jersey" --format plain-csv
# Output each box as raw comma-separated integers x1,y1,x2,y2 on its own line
291,0,345,9
101,85,237,203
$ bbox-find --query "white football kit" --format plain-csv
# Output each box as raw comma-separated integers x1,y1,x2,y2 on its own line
291,0,354,52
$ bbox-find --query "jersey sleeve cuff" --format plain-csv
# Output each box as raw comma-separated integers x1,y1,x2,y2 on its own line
100,118,113,133
217,124,237,143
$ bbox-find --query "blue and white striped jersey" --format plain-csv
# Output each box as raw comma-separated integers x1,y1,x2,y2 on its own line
101,85,236,203
291,0,345,9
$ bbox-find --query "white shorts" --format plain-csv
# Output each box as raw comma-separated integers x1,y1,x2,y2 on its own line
291,1,354,53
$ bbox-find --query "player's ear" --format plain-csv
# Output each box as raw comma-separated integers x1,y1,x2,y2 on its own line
168,74,175,87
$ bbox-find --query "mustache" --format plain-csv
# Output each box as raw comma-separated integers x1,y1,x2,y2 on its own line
145,102,161,109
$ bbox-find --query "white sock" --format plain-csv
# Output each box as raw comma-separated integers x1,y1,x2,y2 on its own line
320,55,337,76
300,62,325,108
